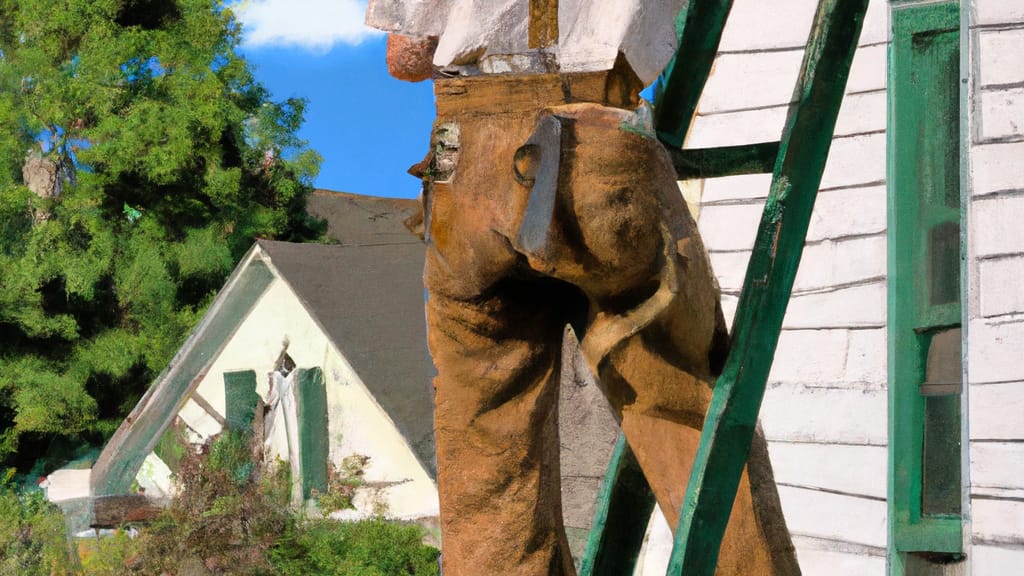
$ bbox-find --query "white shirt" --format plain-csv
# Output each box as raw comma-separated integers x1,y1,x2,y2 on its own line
365,0,685,85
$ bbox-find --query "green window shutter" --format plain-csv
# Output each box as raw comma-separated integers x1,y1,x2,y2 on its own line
887,0,964,566
223,370,260,431
296,367,329,499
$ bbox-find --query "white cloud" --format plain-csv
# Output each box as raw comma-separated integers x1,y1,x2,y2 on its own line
235,0,382,51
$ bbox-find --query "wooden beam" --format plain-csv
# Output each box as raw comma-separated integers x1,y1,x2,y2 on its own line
668,142,780,179
92,495,165,528
578,434,656,576
667,1,868,574
653,0,735,149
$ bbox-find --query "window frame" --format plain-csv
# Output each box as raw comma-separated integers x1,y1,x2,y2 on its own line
886,0,965,562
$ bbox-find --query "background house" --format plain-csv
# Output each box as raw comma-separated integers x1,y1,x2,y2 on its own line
88,193,439,522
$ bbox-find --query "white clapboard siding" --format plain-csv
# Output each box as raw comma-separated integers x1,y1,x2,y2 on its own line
976,1,1024,27
710,235,886,295
971,441,1024,492
968,4,1024,571
769,329,850,383
969,382,1024,440
807,186,888,242
781,282,887,329
972,195,1024,258
777,486,887,548
968,318,1024,385
970,142,1024,196
699,202,764,251
844,328,887,384
760,384,887,446
690,90,885,146
974,546,1024,575
769,443,887,500
972,499,1024,544
820,132,887,190
978,256,1024,318
978,28,1024,87
701,173,773,203
701,49,805,114
978,88,1024,141
792,545,886,576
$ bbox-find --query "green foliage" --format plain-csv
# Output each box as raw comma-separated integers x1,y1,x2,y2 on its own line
270,518,440,576
128,430,290,574
0,470,76,576
315,453,370,515
0,0,326,470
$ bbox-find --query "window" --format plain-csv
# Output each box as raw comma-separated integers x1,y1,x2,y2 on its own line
887,0,964,571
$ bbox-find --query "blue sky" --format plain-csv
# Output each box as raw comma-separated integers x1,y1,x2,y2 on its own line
233,0,435,200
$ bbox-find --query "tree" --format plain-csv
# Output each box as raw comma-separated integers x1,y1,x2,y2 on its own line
0,0,325,471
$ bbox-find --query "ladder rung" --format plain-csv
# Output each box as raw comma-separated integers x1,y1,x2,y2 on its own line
668,142,781,179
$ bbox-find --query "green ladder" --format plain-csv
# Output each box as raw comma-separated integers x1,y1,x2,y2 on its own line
579,0,869,574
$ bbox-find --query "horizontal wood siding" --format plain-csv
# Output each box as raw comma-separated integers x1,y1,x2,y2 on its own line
968,2,1024,571
691,0,889,572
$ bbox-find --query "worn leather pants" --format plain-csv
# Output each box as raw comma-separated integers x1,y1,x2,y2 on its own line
422,73,799,576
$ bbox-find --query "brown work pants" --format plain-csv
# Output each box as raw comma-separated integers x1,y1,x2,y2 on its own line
423,73,798,576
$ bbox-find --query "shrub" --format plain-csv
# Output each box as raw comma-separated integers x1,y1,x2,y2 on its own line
270,518,439,576
0,469,76,576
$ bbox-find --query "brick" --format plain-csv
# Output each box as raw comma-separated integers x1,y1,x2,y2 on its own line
845,328,887,385
807,186,887,243
821,133,886,189
975,1,1024,27
769,442,887,499
783,282,886,329
698,201,763,251
777,485,887,547
700,173,772,203
769,328,850,383
969,381,1024,440
979,29,1024,87
761,384,887,445
970,141,1024,195
971,441,1024,491
979,87,1024,141
979,255,1024,317
793,235,886,293
968,318,1024,384
972,195,1024,257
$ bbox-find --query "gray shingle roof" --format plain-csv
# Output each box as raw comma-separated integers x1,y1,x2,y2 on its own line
257,228,434,476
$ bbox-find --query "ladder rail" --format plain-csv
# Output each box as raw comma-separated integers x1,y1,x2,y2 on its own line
579,0,869,574
669,0,868,572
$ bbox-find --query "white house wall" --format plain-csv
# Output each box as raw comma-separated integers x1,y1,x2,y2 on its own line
966,1,1024,572
690,1,890,574
172,268,438,521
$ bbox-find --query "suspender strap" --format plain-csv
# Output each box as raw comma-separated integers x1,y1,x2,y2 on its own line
529,0,558,48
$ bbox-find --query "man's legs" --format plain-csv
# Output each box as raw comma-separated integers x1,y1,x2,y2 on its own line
426,282,580,576
525,103,800,575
